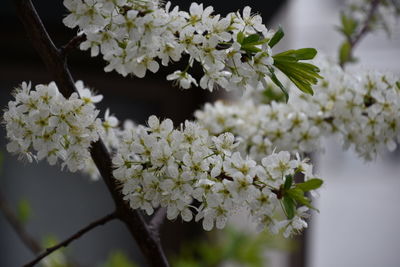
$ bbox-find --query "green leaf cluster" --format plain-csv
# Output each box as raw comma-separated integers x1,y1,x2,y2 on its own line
273,48,322,98
337,13,359,39
41,235,70,267
336,13,359,66
237,32,270,54
395,81,400,90
17,198,32,224
103,251,138,267
236,27,322,102
171,227,292,267
262,84,286,104
280,176,323,219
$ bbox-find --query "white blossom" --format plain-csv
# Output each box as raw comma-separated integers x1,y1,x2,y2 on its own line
4,81,102,173
112,116,320,235
196,57,400,161
62,0,276,92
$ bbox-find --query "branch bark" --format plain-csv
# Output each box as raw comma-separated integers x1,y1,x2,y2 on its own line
23,212,117,267
60,34,87,58
0,191,42,255
13,0,169,266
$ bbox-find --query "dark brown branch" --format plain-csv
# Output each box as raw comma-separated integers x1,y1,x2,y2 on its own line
149,208,167,237
13,0,169,266
340,0,382,68
349,0,381,48
23,212,117,267
60,34,87,58
0,191,42,254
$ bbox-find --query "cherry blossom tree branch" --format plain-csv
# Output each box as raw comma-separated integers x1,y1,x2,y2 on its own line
60,34,87,58
13,0,169,266
340,0,382,68
349,0,381,47
0,191,42,255
23,212,117,267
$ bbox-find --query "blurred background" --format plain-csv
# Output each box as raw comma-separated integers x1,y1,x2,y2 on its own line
0,0,399,266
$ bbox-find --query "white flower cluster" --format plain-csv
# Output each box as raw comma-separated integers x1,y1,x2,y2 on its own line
345,0,400,35
196,100,321,161
113,115,319,236
3,81,103,172
63,0,275,91
196,58,400,160
3,80,322,236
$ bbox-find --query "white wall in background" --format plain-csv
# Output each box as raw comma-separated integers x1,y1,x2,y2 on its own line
284,1,400,267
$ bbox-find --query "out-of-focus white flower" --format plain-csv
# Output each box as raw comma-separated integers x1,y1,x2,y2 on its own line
196,57,400,161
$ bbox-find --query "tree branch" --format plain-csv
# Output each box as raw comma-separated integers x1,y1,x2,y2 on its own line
349,0,381,48
60,34,87,58
23,212,117,267
13,0,169,266
0,191,42,255
341,0,382,68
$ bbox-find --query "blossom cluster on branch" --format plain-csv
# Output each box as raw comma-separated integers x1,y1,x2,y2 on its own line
344,0,400,35
337,0,400,65
5,0,400,265
3,81,322,237
3,81,103,171
195,58,400,161
112,116,319,236
62,0,298,92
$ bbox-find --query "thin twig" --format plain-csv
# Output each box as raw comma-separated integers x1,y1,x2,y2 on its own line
0,192,84,267
0,191,42,254
13,0,169,266
149,208,167,237
23,212,117,267
341,0,382,68
60,34,87,58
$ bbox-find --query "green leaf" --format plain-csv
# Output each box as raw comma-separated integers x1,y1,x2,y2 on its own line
273,49,323,95
241,44,263,53
282,196,295,219
242,34,261,45
274,48,317,61
338,13,358,38
395,81,400,90
273,62,318,95
17,199,31,224
104,251,138,267
283,175,293,191
251,38,270,46
339,41,351,66
269,26,284,48
237,31,245,44
262,84,286,103
41,235,69,267
42,235,59,247
238,33,270,55
287,188,318,211
297,178,323,192
267,66,289,102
